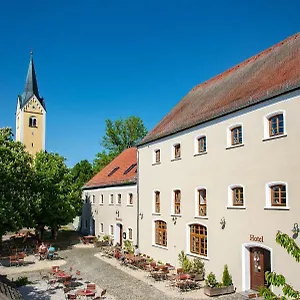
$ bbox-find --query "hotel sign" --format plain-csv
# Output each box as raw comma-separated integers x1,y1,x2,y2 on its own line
250,234,264,242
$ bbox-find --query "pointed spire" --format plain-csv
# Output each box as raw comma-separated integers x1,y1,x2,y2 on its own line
23,51,40,100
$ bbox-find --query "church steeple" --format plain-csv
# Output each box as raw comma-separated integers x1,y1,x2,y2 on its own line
19,52,45,110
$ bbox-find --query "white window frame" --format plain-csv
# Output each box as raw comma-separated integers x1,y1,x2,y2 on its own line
127,193,134,206
109,194,114,205
185,221,209,261
263,110,286,140
153,148,161,164
29,116,38,128
265,181,289,210
227,123,244,148
109,224,114,236
227,184,246,209
117,193,122,205
194,186,208,219
100,223,104,233
128,228,133,240
92,194,95,205
100,194,104,205
152,218,168,249
152,190,161,215
171,142,181,160
194,134,207,155
171,188,182,216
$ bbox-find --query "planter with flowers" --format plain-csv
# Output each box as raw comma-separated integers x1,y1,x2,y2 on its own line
204,265,235,297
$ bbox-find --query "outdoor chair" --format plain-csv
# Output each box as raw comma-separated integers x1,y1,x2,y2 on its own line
66,294,77,299
17,252,25,266
9,255,18,267
93,289,107,299
87,283,96,290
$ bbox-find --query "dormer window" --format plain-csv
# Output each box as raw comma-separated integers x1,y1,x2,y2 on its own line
29,116,37,128
108,167,119,177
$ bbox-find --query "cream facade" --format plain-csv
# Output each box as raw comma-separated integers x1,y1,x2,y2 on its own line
81,184,138,246
138,89,300,292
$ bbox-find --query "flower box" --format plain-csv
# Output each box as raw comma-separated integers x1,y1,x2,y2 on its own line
204,285,235,297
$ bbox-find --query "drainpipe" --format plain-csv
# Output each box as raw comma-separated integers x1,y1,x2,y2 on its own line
136,149,140,246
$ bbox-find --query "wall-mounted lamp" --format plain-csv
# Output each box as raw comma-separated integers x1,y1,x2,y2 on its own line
220,217,226,229
172,216,177,225
116,210,120,218
291,223,299,238
139,213,143,219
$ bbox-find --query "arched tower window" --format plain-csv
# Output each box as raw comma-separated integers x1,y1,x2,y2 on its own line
29,116,37,128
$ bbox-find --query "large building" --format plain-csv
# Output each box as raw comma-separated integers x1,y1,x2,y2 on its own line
81,147,138,246
137,33,300,293
16,52,46,155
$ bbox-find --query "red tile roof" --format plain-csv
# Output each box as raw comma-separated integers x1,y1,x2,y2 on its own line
141,33,300,145
84,147,137,189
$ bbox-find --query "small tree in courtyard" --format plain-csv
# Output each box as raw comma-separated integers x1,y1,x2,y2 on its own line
260,231,300,299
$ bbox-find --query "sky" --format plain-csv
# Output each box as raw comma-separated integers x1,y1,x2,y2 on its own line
0,0,299,167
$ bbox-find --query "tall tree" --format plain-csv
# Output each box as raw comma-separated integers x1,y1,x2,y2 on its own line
93,116,147,172
0,128,36,241
260,231,300,299
33,151,82,239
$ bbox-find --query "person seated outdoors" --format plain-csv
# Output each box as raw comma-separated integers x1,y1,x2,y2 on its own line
38,242,47,260
134,245,141,256
47,244,55,260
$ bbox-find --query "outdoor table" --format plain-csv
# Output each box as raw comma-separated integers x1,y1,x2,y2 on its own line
83,236,95,244
76,289,95,298
55,272,72,280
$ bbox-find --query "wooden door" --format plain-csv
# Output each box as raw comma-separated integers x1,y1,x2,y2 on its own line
250,247,265,291
119,224,123,246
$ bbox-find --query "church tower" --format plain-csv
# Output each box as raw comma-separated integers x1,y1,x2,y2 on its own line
16,52,46,155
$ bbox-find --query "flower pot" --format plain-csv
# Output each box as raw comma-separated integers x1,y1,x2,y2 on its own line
194,273,204,281
204,285,235,297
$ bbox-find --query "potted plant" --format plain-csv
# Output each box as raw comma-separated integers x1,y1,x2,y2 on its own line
178,251,205,280
124,240,133,253
191,258,205,281
178,251,193,273
204,265,235,297
93,236,102,248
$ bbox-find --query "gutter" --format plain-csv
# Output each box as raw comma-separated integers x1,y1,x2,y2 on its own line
136,150,140,247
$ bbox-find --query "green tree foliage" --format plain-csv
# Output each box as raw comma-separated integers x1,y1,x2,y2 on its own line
93,116,148,172
71,159,94,189
0,128,36,238
222,264,232,287
33,151,82,239
260,231,300,299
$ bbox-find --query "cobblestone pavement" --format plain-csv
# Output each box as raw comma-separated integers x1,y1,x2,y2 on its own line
59,247,246,300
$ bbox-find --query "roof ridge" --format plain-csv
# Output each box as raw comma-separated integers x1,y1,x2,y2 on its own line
191,33,299,92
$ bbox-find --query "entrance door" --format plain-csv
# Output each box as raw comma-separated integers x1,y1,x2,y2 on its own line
250,247,266,290
119,224,123,246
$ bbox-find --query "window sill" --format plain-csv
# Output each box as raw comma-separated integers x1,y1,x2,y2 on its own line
170,214,182,217
264,206,290,211
152,213,161,216
227,206,246,210
194,151,207,157
186,252,210,261
171,157,182,162
99,204,104,206
194,216,208,220
109,204,114,206
116,204,121,206
226,144,244,150
126,204,134,207
152,244,168,250
262,134,287,142
152,162,161,166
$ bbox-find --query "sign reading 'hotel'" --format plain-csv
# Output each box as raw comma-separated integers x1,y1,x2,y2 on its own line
250,234,264,242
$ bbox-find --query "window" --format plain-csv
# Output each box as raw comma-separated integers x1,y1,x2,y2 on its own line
231,126,242,145
85,220,88,229
100,194,104,204
269,114,284,137
110,194,114,204
110,225,114,235
198,189,207,216
100,223,104,233
174,144,181,159
155,191,160,213
190,224,207,257
84,194,88,204
117,194,121,204
197,136,207,153
128,228,133,240
29,116,37,128
124,163,137,175
232,187,244,206
92,195,95,204
174,190,181,214
270,184,286,206
108,167,119,177
155,149,161,163
155,221,167,247
32,143,34,148
128,193,133,205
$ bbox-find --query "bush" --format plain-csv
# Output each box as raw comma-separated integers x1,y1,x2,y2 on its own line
191,258,205,275
205,272,219,288
12,276,32,287
102,235,109,242
178,251,193,273
222,264,232,287
124,240,133,253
